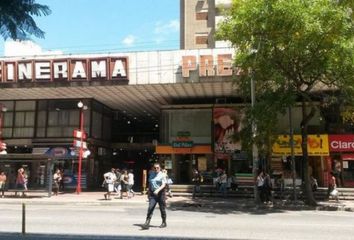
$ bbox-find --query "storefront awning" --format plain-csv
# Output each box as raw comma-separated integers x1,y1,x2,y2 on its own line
342,154,354,161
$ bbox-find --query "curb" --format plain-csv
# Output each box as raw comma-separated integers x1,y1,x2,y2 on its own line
1,195,353,212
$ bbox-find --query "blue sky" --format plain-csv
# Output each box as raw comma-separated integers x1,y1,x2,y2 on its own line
0,0,180,55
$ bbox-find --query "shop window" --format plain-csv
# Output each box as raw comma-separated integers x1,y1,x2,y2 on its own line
195,35,208,45
0,101,14,111
37,111,46,127
3,128,12,138
48,111,59,126
92,111,102,139
15,101,35,111
13,127,34,137
36,128,46,138
47,127,63,137
196,12,208,20
3,112,13,127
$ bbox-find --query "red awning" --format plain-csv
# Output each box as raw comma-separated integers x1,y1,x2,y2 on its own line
341,154,354,161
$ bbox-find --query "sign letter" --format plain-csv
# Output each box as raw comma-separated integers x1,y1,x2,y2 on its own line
91,60,107,78
18,62,32,80
182,56,196,77
35,62,51,80
53,61,68,79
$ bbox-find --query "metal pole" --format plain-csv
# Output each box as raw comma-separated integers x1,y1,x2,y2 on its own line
0,104,4,145
76,108,84,194
0,104,8,153
22,203,26,235
251,75,259,202
288,106,297,201
47,160,53,197
0,108,2,142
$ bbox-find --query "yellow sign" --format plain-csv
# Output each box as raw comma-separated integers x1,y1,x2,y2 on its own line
272,134,329,156
198,156,207,172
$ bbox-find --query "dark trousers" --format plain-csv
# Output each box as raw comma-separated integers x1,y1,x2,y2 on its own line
192,184,200,198
146,190,166,221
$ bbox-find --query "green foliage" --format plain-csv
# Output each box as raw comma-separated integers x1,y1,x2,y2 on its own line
0,0,51,40
217,0,353,205
217,0,354,150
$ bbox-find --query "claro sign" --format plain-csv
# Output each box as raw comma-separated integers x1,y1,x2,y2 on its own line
0,57,128,83
329,135,354,152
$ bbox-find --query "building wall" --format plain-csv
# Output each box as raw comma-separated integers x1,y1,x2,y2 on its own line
0,48,234,85
0,99,112,142
180,0,232,49
160,108,212,144
180,0,215,49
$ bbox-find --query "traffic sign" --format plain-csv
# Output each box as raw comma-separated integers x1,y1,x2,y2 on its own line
73,129,87,140
0,142,6,150
73,140,87,149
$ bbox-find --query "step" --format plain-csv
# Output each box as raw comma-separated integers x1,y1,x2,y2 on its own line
169,185,354,199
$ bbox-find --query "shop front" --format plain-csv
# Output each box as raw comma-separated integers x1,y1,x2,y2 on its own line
272,134,330,186
157,108,214,183
156,144,213,184
157,106,244,184
0,154,54,196
328,135,354,187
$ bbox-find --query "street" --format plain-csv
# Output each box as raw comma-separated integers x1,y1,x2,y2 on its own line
0,201,354,240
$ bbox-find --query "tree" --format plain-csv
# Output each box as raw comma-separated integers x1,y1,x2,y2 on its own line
217,0,354,205
0,0,51,40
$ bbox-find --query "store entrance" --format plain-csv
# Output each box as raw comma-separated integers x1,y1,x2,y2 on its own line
178,155,191,184
0,158,49,190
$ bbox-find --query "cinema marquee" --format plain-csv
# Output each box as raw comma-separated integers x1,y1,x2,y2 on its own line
0,57,129,83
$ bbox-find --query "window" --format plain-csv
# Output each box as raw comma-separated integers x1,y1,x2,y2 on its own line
14,110,35,137
196,12,208,20
196,36,208,45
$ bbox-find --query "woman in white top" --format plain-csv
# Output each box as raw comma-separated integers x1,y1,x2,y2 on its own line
103,168,117,200
127,169,135,198
257,171,265,202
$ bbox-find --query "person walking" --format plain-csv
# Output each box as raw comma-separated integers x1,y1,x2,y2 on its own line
328,171,339,201
218,170,228,197
162,169,173,198
114,168,122,198
15,167,27,197
192,169,202,199
256,170,265,203
263,172,273,204
103,168,116,200
53,169,62,196
120,169,129,199
142,163,167,230
0,171,6,198
58,168,64,192
127,169,135,198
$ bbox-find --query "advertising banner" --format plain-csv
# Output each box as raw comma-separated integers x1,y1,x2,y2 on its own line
329,135,354,152
213,107,242,154
272,134,329,156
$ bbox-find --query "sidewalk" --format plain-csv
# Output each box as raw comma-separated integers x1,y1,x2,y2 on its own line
0,191,353,212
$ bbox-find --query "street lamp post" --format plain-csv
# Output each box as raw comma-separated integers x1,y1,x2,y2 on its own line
251,74,259,202
288,106,297,201
76,101,86,194
0,104,7,154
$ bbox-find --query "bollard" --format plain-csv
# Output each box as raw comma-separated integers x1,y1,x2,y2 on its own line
22,203,26,235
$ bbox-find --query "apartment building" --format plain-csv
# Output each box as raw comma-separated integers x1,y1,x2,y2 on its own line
180,0,232,49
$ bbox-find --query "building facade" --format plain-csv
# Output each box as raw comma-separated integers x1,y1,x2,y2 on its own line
180,0,232,49
0,48,241,190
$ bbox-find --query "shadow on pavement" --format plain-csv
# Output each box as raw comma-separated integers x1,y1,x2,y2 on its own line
168,197,284,215
0,232,241,240
168,196,354,214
